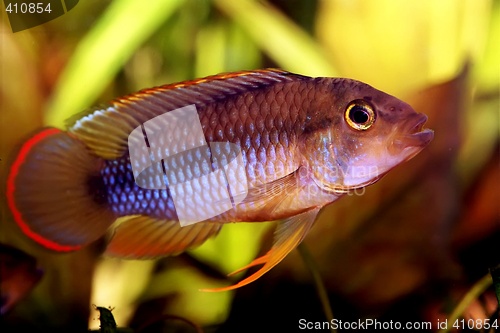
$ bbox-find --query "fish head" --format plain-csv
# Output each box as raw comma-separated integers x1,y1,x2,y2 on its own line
303,78,434,193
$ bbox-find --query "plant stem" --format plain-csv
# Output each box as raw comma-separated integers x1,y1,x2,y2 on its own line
298,243,337,333
438,273,493,333
490,264,500,305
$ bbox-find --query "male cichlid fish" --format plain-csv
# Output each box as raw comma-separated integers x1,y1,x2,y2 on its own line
7,69,433,291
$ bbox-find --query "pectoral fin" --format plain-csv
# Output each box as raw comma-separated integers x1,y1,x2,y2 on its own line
240,168,301,213
201,208,320,292
105,216,221,259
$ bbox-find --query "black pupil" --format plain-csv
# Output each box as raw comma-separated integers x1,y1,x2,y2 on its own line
350,106,369,124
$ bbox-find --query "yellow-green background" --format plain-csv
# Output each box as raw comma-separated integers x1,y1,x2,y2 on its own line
0,0,498,331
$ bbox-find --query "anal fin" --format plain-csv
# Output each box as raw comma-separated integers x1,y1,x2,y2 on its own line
201,208,320,292
105,216,222,259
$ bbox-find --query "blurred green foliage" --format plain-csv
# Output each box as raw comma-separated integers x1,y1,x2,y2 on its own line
45,0,336,127
45,0,185,127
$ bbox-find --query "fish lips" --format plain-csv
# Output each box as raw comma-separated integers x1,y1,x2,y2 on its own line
392,113,434,152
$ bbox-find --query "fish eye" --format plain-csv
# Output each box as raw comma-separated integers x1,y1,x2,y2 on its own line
345,100,376,131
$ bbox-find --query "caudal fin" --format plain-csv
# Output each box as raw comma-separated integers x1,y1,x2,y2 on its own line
6,128,116,252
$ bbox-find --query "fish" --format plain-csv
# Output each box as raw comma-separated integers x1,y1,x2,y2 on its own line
6,69,433,291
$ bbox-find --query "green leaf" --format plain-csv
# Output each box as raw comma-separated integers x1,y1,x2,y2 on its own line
316,0,494,96
190,223,271,275
214,0,337,77
195,19,262,77
45,0,185,127
142,266,234,325
195,20,228,77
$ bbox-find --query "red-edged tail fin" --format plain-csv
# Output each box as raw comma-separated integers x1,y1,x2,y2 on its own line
6,128,116,252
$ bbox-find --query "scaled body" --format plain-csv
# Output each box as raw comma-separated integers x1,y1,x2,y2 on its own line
7,69,433,290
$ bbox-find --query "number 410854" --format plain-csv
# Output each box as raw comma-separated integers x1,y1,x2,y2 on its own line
453,318,499,330
5,2,52,14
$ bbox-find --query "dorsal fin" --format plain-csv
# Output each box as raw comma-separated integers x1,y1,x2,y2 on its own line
200,207,320,292
67,69,306,159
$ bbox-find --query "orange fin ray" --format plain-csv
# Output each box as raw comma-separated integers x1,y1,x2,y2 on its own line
200,208,320,292
226,254,270,277
105,216,222,259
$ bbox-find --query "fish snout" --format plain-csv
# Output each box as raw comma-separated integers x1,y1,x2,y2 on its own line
392,113,434,151
409,113,428,133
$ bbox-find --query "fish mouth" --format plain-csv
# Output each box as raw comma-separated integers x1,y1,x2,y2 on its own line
393,114,434,150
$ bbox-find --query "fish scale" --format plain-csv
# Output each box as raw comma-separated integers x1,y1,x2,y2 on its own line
102,81,306,221
7,69,433,290
102,157,175,219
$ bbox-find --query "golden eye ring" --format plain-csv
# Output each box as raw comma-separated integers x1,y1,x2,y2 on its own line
345,100,376,131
